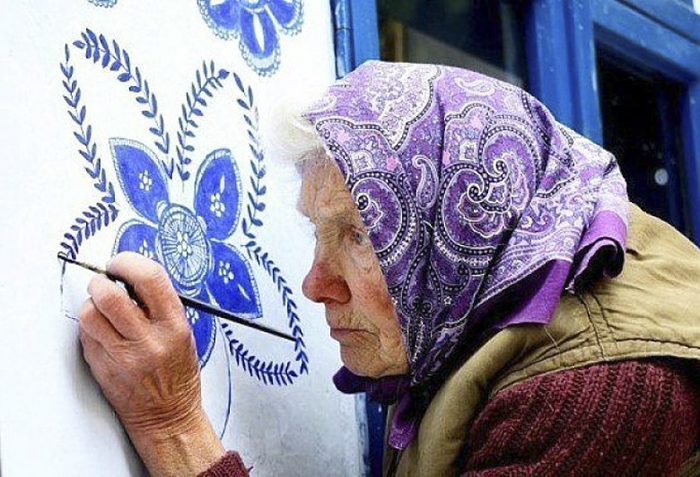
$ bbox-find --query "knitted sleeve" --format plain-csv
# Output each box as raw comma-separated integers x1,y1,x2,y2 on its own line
198,451,250,477
461,359,700,476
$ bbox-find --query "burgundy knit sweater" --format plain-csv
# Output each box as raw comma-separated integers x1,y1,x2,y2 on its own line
200,359,700,476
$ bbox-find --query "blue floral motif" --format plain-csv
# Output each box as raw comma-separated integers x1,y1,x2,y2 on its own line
197,0,304,76
88,0,117,6
86,0,303,76
60,29,309,388
110,138,262,366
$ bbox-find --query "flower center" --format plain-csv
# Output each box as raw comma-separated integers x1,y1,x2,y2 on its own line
157,204,210,291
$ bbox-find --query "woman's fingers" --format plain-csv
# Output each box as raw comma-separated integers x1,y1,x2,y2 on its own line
78,297,124,347
106,252,185,324
87,274,148,341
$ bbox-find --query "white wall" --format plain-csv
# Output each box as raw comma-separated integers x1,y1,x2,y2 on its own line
0,2,362,476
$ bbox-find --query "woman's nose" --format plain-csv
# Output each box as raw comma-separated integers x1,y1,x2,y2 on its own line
302,257,351,305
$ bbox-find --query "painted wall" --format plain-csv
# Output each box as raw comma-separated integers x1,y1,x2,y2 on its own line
0,2,362,475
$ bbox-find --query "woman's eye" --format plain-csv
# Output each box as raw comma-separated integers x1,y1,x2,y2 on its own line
352,230,369,246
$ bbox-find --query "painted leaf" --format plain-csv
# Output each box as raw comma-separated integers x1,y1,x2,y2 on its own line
206,241,262,319
199,0,241,34
240,7,278,60
185,287,217,366
267,0,303,32
194,148,241,240
110,138,169,223
112,219,158,259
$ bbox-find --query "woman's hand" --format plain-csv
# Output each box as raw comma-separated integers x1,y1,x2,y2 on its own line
78,252,225,476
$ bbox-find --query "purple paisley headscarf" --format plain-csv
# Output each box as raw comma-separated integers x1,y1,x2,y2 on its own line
303,61,629,449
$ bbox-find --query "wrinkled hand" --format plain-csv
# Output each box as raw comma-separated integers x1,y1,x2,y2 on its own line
79,252,224,475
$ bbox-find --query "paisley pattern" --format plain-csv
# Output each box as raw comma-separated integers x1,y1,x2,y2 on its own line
305,61,629,449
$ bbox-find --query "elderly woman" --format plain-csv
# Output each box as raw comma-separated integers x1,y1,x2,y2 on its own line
79,61,700,476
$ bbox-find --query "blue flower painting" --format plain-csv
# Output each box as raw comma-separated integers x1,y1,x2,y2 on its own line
60,30,309,394
86,0,304,76
88,0,117,6
111,139,262,365
197,0,303,76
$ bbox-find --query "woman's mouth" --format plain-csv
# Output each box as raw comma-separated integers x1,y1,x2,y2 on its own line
330,328,365,341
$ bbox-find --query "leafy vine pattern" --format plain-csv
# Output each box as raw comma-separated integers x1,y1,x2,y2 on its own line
176,62,229,181
72,29,172,177
59,44,119,259
58,28,308,386
219,72,309,381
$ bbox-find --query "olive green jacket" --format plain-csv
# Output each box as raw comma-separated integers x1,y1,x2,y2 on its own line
385,204,700,476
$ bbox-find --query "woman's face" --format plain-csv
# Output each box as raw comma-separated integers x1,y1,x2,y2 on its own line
300,162,408,378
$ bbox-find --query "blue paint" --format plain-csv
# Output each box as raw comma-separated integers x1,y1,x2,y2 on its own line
86,1,304,77
330,0,379,74
523,0,601,140
592,0,700,81
88,0,117,6
58,30,309,393
197,0,304,76
347,0,379,68
365,400,386,477
207,241,261,317
525,0,575,128
563,0,603,143
73,29,172,174
176,66,230,182
111,138,262,363
681,83,700,242
618,0,700,44
525,0,700,138
110,139,170,224
331,0,353,78
59,44,119,260
227,71,310,382
193,149,243,240
588,0,700,240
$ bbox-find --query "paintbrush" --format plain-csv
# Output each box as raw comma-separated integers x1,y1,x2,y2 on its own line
57,253,295,343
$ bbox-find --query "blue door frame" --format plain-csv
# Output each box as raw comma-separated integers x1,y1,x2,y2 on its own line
330,0,700,474
527,0,700,241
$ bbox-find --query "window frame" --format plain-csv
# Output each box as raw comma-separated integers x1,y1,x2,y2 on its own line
526,0,700,241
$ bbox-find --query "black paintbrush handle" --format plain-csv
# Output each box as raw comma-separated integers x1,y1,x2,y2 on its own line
178,295,295,342
58,253,295,343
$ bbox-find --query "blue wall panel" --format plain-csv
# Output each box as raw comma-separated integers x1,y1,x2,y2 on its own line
681,82,700,242
525,0,575,128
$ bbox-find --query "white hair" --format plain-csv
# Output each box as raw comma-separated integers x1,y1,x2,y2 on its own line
262,81,331,170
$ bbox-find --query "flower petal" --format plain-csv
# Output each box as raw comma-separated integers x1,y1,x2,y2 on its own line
206,241,262,319
112,219,158,260
239,8,280,75
110,138,169,223
194,149,241,240
198,0,240,37
185,287,217,367
266,0,303,33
